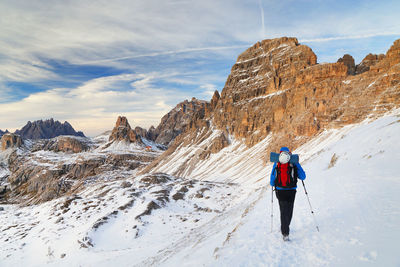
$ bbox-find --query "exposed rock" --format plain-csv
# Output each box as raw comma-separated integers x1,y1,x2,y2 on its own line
152,98,209,146
109,116,141,144
146,126,157,141
4,145,158,204
172,186,188,201
0,129,9,138
134,127,147,139
15,118,85,139
337,54,356,75
210,37,400,150
355,53,385,74
210,90,220,109
198,132,230,160
135,200,161,220
1,133,23,150
43,136,91,153
121,181,132,188
146,37,400,176
386,39,400,67
140,173,171,185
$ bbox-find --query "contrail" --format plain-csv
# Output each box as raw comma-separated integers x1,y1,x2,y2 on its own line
258,0,266,38
301,32,400,43
72,45,251,65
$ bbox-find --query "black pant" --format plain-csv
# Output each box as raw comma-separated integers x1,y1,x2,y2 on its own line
276,189,296,236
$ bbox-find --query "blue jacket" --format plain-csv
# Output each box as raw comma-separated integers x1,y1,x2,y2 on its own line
270,162,306,190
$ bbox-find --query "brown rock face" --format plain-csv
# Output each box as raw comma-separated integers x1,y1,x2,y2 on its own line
153,98,209,146
355,53,385,74
150,37,400,163
338,54,356,75
43,136,90,153
109,116,141,143
210,90,220,109
1,133,23,150
386,39,400,66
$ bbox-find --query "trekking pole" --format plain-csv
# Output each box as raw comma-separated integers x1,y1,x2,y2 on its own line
270,186,274,233
301,180,320,232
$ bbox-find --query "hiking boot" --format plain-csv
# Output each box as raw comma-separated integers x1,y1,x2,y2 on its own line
282,235,290,241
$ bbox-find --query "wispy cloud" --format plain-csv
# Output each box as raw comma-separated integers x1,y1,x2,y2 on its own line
0,0,399,134
74,45,251,65
258,0,266,38
301,32,400,43
0,71,216,136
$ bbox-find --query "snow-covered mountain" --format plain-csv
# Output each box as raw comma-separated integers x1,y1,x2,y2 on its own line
1,37,399,266
1,109,399,266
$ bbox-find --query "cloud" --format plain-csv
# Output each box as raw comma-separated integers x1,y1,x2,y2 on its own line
1,0,399,135
258,0,266,38
199,84,218,99
0,72,195,136
300,32,400,43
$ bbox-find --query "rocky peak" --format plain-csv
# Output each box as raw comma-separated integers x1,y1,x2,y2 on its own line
386,39,400,66
169,37,400,155
1,133,23,151
109,116,140,143
355,53,385,74
337,54,355,75
15,119,85,140
210,90,220,109
0,129,9,138
42,136,91,153
221,37,317,102
152,98,209,146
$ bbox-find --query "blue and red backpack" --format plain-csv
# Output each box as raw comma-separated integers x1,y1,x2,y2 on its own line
275,162,298,188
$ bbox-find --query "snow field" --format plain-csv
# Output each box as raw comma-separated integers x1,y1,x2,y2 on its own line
0,109,399,266
210,110,400,266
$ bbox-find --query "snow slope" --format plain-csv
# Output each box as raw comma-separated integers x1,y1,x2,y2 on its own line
209,111,400,267
1,110,399,266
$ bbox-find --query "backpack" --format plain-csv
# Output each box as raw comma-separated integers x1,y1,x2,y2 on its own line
275,162,298,188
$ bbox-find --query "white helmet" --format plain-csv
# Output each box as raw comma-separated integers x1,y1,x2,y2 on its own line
279,151,291,164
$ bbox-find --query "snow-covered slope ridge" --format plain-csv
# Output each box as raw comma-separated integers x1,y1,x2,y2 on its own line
161,109,400,266
1,110,400,266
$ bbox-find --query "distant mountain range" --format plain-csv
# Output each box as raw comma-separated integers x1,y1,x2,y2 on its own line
0,118,85,140
0,129,9,138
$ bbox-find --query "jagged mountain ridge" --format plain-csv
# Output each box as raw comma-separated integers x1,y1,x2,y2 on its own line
0,37,399,265
0,129,9,138
133,97,209,146
145,36,400,177
14,118,85,139
0,115,166,204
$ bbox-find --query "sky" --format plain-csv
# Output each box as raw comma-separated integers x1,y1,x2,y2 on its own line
0,0,399,136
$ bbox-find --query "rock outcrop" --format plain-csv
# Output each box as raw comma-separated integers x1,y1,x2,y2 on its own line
15,119,85,139
137,98,209,146
338,54,356,75
109,116,141,143
355,53,385,74
1,133,23,150
148,37,400,166
43,136,91,153
0,129,9,138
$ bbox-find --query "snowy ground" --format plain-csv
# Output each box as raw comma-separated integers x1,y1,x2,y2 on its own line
1,110,399,266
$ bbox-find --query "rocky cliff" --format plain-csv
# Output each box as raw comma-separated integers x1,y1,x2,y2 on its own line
15,118,85,139
146,37,400,173
1,133,23,151
211,37,399,149
109,116,141,144
133,98,209,146
0,129,9,138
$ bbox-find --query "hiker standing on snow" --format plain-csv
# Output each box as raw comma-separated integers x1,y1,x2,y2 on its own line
270,147,306,241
